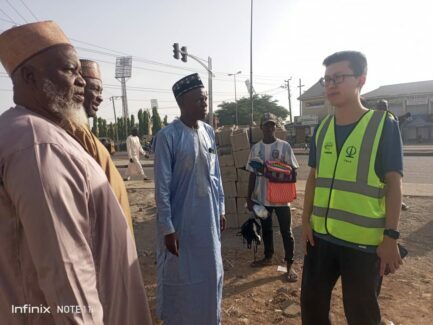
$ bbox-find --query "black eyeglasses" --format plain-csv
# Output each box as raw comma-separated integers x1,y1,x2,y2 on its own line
319,74,356,87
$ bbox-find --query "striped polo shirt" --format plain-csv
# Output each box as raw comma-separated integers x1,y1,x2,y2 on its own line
246,139,299,207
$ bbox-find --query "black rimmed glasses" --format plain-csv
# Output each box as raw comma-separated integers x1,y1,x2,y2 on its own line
319,74,356,87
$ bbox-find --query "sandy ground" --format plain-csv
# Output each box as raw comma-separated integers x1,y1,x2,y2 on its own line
127,183,433,325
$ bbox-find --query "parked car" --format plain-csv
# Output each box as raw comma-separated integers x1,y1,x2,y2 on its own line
99,137,116,155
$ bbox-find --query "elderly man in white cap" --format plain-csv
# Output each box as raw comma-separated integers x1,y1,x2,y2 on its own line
0,21,152,324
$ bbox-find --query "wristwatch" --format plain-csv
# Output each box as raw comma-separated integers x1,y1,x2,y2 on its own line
384,228,400,240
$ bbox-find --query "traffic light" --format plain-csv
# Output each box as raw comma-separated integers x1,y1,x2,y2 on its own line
181,46,188,62
173,43,180,60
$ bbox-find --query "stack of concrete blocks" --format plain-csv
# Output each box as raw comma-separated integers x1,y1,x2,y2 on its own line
216,124,289,228
216,126,250,228
250,125,262,144
216,126,237,229
230,128,252,228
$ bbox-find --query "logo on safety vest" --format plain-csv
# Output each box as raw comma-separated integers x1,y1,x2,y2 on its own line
345,146,357,158
324,142,333,154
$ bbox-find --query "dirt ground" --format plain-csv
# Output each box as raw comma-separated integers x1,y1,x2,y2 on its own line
127,184,433,325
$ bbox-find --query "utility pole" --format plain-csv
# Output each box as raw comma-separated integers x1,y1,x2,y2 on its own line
109,96,122,142
281,77,293,123
172,43,215,128
228,70,242,125
208,56,213,127
250,0,254,125
298,78,305,116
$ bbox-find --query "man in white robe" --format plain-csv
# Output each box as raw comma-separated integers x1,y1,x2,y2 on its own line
154,73,225,325
125,128,149,181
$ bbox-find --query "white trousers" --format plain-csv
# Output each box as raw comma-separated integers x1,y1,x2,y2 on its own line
126,156,146,178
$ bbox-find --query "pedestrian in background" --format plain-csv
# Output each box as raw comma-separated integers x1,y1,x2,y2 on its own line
125,127,150,181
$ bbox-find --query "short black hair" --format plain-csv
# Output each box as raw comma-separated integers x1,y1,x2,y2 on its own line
323,51,367,76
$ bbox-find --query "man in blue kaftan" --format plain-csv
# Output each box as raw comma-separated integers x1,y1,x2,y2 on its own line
154,73,226,325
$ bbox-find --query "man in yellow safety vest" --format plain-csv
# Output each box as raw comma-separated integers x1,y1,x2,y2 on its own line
300,51,404,325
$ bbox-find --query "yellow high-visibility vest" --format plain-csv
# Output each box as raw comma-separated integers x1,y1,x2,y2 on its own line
311,110,387,246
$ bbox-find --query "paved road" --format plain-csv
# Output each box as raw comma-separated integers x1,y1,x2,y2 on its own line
294,156,433,184
115,155,433,185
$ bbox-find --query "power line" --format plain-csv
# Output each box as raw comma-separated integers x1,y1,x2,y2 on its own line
72,40,128,56
75,46,201,74
0,8,16,23
0,16,15,24
71,37,289,83
85,57,192,77
103,83,238,95
0,14,290,83
6,0,28,23
18,0,38,20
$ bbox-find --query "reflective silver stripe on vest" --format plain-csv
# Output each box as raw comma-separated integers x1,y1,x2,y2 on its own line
357,110,385,184
313,206,385,228
315,178,385,198
315,115,333,174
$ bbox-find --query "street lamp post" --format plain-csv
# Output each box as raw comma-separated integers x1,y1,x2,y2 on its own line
109,96,122,143
228,70,242,125
250,0,254,125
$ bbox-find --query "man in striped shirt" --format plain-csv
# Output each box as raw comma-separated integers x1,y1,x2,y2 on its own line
246,112,299,282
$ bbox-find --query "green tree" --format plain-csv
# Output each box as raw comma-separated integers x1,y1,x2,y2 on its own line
92,117,98,136
152,107,163,134
143,110,150,136
107,122,114,139
97,118,104,137
101,119,107,137
138,109,144,136
215,94,289,126
125,117,130,138
130,114,135,131
117,118,124,141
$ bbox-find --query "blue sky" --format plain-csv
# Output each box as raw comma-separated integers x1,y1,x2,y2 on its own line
1,0,432,122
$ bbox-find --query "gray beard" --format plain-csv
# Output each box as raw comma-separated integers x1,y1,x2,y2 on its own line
42,79,88,127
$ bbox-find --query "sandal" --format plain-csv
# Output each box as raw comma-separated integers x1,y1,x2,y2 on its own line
286,269,298,282
250,257,273,267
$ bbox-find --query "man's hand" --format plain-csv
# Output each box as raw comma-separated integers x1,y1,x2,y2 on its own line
246,198,254,212
377,236,402,276
129,158,133,163
220,215,226,232
301,222,315,255
165,233,179,256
